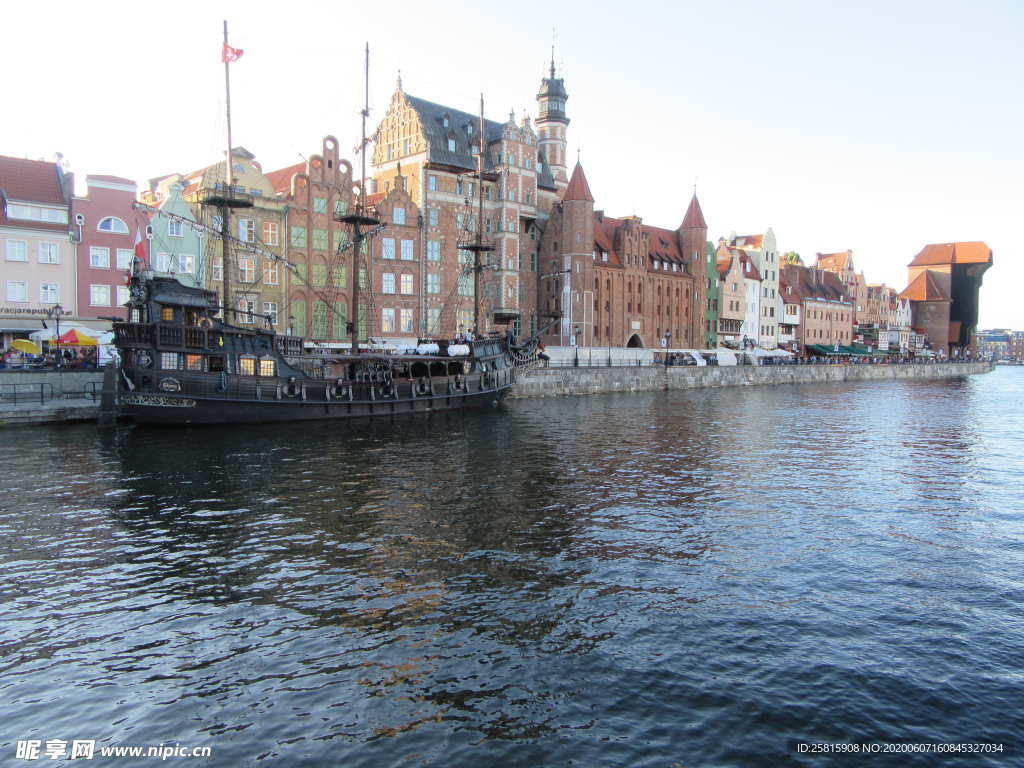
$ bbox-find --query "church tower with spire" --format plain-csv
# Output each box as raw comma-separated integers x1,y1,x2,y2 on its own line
536,55,570,192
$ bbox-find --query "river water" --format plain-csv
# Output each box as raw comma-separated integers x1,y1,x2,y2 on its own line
1,368,1020,766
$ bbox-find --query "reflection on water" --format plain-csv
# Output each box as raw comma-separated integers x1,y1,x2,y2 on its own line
1,369,1021,766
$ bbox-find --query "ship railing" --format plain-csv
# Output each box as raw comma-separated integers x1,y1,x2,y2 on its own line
114,322,214,350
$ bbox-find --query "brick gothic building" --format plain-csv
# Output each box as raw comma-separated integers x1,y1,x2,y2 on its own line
267,138,355,344
538,163,708,348
899,241,992,356
369,66,566,339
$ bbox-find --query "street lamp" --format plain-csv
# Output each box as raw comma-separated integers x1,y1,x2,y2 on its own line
47,303,64,370
287,314,296,337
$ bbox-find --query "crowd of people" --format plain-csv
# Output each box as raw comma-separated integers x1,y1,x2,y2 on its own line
0,347,99,370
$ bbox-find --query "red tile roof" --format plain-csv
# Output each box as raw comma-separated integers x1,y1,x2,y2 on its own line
86,174,136,185
899,270,951,301
0,155,69,232
909,241,992,267
680,193,706,229
265,162,305,196
0,155,65,204
731,233,763,249
562,162,594,202
816,251,852,272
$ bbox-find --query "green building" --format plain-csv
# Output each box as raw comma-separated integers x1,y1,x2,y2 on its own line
705,240,718,348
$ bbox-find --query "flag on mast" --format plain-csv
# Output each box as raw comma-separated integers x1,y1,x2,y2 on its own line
222,43,243,62
133,226,147,272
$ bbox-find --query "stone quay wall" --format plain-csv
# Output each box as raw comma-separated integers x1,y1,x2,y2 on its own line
0,370,105,397
510,362,993,398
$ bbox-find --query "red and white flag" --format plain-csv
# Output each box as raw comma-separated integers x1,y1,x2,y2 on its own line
133,226,147,272
222,43,243,63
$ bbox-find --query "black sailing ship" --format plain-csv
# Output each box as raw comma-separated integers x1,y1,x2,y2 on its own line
112,36,541,426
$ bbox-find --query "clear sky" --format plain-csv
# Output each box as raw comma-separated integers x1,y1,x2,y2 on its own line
5,0,1020,328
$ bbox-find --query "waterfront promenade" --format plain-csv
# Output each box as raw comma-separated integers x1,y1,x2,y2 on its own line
513,360,993,398
0,361,993,426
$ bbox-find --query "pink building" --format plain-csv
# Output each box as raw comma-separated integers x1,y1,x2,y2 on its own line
0,156,74,346
72,175,146,322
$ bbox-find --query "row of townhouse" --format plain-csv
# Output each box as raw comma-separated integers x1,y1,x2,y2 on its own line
2,58,992,356
974,329,1024,361
0,155,153,349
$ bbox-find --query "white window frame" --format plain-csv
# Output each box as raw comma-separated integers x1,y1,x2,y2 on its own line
155,252,172,272
400,308,414,333
89,284,111,306
262,221,279,246
382,272,396,294
116,285,130,305
6,240,28,262
238,255,256,283
263,302,279,327
381,308,396,333
382,238,396,259
427,272,440,294
400,273,414,295
239,218,256,243
427,240,441,261
392,207,406,225
89,247,111,268
116,248,133,270
97,216,129,234
400,239,414,261
168,219,183,237
39,283,59,303
6,280,28,302
178,254,195,273
38,242,59,264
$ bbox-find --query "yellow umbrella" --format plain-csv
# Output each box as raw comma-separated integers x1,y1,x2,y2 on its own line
11,339,42,355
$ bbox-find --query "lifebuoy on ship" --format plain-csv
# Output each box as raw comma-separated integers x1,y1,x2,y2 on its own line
416,377,430,396
284,377,301,398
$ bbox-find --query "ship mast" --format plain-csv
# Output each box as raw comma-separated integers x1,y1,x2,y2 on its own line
462,94,495,338
336,43,380,353
221,20,234,315
203,20,253,320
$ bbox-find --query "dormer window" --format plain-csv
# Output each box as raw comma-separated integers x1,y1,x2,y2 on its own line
447,138,456,152
443,115,450,128
467,123,473,135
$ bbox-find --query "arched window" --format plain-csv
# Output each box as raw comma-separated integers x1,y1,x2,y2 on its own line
98,216,129,234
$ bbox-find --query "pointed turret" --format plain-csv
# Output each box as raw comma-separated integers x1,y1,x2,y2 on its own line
681,192,706,230
562,162,594,202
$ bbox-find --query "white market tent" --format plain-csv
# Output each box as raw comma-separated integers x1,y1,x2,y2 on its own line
29,323,106,342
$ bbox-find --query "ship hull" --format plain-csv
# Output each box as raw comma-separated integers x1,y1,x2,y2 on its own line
120,382,512,426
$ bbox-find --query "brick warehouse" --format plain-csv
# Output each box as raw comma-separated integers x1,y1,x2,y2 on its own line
538,163,708,349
